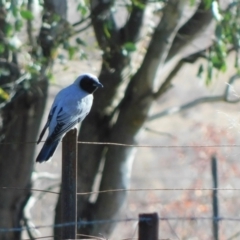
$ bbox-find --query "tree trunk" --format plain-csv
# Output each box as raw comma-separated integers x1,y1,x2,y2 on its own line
0,79,48,240
0,0,67,238
75,0,214,237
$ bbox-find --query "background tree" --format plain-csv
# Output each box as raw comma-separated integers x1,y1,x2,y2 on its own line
0,0,73,239
54,0,240,238
0,0,239,239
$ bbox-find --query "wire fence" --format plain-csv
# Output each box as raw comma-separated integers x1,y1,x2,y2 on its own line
1,140,240,148
1,131,240,239
2,216,240,233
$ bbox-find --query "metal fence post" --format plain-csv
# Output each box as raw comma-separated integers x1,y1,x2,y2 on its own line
61,129,77,239
139,212,159,240
211,155,219,240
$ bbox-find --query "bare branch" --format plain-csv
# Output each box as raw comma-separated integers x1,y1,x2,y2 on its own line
73,21,92,35
144,127,175,138
153,60,185,99
148,95,224,121
148,74,240,122
72,15,91,27
166,1,214,62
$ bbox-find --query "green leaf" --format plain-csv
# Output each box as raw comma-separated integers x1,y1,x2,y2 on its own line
190,0,196,6
76,37,86,46
206,63,213,85
123,42,137,52
131,0,145,9
103,24,111,39
77,3,88,16
79,49,88,60
20,10,34,20
197,64,204,78
0,88,9,100
203,0,213,9
11,6,18,17
68,46,77,60
15,19,23,32
47,72,55,82
5,23,13,37
0,44,5,54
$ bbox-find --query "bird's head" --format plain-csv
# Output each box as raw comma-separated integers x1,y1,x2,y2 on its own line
75,73,103,94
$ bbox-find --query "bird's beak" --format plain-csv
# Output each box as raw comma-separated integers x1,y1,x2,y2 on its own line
96,82,103,88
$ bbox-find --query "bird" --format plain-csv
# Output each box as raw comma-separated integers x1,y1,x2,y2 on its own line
36,73,103,163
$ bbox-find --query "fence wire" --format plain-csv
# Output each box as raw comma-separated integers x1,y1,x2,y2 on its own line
0,140,240,148
1,216,240,233
1,186,240,195
1,139,239,238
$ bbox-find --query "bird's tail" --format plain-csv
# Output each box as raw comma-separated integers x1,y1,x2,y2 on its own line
36,140,60,163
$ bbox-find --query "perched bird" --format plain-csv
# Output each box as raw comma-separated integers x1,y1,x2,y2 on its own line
36,73,103,163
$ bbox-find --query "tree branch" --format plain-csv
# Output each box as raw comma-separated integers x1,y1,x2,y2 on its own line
148,74,240,121
72,15,91,27
88,0,195,236
166,1,214,62
153,60,185,99
73,21,92,35
119,0,148,44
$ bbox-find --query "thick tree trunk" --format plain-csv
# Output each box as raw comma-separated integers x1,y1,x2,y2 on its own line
53,0,215,238
0,79,48,240
0,0,67,238
75,0,214,237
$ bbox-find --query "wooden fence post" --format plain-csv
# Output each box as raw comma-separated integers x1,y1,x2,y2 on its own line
61,129,78,239
138,212,159,240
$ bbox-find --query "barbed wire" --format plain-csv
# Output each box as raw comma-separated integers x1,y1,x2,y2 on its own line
2,216,240,233
0,140,240,148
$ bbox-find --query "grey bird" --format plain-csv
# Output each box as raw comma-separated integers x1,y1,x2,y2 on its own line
36,73,103,163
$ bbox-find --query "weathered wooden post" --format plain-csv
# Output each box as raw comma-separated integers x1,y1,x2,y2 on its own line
61,129,78,239
139,212,159,240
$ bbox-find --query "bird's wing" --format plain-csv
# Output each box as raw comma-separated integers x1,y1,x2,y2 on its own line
47,99,91,142
37,106,57,144
47,118,79,143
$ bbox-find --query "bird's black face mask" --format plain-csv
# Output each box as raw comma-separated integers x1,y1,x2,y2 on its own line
80,76,103,94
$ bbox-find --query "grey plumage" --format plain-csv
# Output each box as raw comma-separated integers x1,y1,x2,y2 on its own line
36,73,103,163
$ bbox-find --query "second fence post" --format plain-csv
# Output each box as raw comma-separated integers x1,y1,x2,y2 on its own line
61,129,78,239
211,155,219,240
139,212,159,240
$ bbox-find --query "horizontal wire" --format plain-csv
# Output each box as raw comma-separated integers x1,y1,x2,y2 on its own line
1,186,240,195
1,216,240,233
78,142,240,148
0,140,240,148
0,187,59,194
76,233,105,240
77,188,240,195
